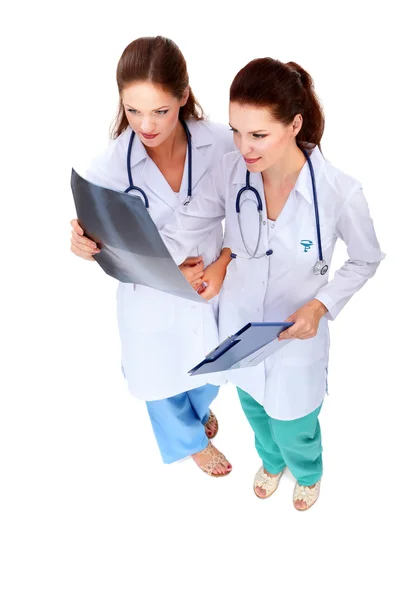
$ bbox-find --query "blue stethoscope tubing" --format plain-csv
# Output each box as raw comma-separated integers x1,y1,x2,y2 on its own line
235,146,328,275
124,119,193,209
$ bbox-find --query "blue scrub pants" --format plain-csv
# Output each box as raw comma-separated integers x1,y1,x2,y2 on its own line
146,384,219,463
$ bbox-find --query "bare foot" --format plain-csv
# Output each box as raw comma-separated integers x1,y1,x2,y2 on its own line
192,443,232,476
204,411,218,439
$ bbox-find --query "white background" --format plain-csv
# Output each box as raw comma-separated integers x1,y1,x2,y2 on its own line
1,1,399,598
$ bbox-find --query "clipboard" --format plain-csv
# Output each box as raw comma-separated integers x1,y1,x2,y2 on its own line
189,322,294,375
70,169,207,304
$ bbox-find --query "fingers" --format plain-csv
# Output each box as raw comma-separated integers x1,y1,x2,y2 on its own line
70,217,100,261
279,321,317,340
279,305,322,340
187,261,204,276
198,281,218,300
279,328,294,340
70,218,84,235
191,261,204,275
70,239,96,261
180,265,204,284
279,319,300,340
198,269,223,299
198,287,217,300
190,270,204,283
292,318,317,338
181,256,203,267
190,277,204,289
70,238,99,257
70,218,97,249
71,229,98,249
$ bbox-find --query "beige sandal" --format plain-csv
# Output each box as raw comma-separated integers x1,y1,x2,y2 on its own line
204,410,218,439
253,466,283,499
293,480,321,511
196,441,232,477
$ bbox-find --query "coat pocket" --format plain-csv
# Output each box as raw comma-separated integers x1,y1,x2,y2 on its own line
280,320,330,367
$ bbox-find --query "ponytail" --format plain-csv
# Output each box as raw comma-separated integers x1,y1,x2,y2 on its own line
230,57,325,149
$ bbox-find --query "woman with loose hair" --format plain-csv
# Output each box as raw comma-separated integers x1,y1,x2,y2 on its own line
70,37,235,477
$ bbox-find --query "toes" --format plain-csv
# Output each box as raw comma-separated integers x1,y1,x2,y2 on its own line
255,486,266,498
294,499,307,510
204,425,215,438
223,461,232,474
213,464,223,476
213,460,231,476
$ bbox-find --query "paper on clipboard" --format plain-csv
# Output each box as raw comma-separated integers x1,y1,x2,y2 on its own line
189,322,294,375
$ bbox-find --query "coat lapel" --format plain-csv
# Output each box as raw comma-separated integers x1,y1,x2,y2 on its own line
129,120,215,211
140,157,179,211
185,120,214,193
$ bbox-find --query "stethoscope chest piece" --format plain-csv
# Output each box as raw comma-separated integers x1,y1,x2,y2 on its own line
314,259,328,276
235,147,329,275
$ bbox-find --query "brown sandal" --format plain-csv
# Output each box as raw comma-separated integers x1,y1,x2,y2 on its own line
196,442,232,477
204,410,219,439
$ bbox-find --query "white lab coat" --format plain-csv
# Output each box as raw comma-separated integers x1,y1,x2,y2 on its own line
162,146,384,419
83,119,235,400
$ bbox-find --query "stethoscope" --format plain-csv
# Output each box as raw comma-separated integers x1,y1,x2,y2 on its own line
233,147,328,276
124,119,193,209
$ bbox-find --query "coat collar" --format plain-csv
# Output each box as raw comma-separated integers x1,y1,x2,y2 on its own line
125,119,214,168
231,145,326,205
295,146,325,204
125,120,215,208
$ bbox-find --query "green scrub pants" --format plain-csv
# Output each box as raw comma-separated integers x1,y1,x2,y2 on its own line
237,388,323,486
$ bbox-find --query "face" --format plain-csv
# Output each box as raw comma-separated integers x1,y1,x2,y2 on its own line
229,102,303,172
121,81,188,148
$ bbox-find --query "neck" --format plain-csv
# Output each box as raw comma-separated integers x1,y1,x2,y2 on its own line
146,120,187,161
262,143,306,188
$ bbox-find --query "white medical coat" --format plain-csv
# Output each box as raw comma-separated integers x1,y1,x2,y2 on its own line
84,119,235,400
162,147,384,418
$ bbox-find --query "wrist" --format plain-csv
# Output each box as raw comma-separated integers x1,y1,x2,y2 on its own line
310,299,328,318
219,247,233,267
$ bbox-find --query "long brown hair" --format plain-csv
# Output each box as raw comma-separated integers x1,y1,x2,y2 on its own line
112,36,204,138
230,57,324,149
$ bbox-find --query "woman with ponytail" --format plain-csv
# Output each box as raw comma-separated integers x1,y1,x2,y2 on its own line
69,37,235,477
163,57,384,508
